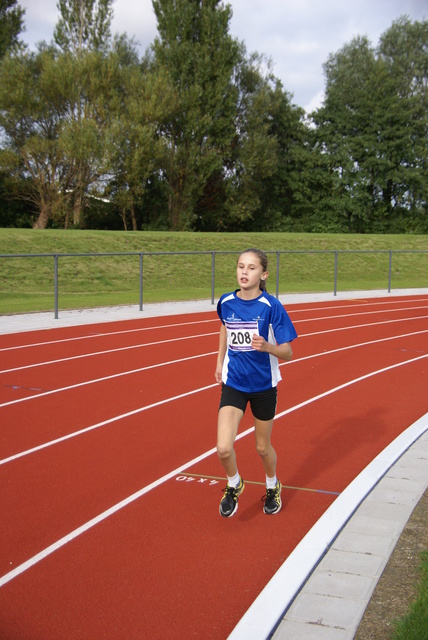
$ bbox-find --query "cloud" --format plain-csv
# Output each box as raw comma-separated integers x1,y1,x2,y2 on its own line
21,0,58,45
110,0,157,48
304,89,325,114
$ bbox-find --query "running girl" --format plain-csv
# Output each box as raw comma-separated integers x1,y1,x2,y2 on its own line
215,248,297,517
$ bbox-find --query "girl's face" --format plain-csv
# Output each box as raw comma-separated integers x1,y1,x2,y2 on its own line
236,252,268,292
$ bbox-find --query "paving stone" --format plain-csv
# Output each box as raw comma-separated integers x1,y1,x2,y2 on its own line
286,592,367,629
273,619,353,640
304,570,376,601
318,548,386,578
332,529,397,557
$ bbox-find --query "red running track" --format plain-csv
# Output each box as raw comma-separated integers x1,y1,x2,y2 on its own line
0,295,427,639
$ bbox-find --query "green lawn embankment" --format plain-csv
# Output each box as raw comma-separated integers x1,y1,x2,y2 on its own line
1,229,427,313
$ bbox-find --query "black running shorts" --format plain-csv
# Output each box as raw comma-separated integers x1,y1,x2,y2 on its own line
218,384,277,421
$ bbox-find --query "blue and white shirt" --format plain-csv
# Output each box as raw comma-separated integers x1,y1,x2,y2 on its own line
217,290,298,393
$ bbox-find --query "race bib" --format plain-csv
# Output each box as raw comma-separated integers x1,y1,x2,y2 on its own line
226,321,259,352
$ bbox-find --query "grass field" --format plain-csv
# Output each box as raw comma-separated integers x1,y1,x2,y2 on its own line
0,229,427,314
392,551,428,640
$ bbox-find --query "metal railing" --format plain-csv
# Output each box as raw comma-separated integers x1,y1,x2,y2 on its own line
1,249,427,318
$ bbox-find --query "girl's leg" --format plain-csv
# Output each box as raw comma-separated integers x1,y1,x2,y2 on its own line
253,417,277,478
217,405,243,477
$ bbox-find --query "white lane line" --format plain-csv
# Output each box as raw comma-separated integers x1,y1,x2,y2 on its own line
274,353,428,422
0,383,218,466
2,324,427,409
0,318,218,352
0,444,218,588
287,297,428,315
1,300,426,354
2,313,427,378
0,351,217,409
295,305,428,324
0,332,218,375
1,353,427,588
301,314,428,337
281,328,428,367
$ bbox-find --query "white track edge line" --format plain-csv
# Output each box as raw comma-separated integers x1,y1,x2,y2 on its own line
0,351,217,408
0,444,218,588
227,412,428,640
1,355,427,586
2,353,427,468
0,384,218,466
2,321,427,409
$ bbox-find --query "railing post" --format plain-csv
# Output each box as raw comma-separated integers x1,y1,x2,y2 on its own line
276,251,280,298
139,253,144,311
54,254,59,319
334,251,338,296
211,252,216,305
388,251,392,293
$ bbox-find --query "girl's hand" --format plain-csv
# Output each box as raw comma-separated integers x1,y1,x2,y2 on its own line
215,363,223,384
253,335,293,361
252,334,269,352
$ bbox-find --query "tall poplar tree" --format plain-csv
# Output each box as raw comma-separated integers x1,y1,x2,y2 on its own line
107,43,174,231
152,0,240,229
54,0,115,226
54,0,112,53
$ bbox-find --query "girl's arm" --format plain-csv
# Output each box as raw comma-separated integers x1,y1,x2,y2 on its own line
252,334,293,362
215,323,227,383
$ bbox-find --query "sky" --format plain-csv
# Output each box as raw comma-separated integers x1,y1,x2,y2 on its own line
18,0,427,113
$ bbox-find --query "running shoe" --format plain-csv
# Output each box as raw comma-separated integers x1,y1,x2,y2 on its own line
263,480,282,515
219,476,245,517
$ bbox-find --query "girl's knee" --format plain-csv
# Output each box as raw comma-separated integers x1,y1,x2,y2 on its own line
255,440,275,460
255,441,268,458
217,442,233,460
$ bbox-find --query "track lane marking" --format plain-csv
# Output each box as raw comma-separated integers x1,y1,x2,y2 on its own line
301,315,428,338
1,327,427,409
0,351,217,409
294,305,428,324
281,329,428,365
0,383,218,466
1,315,427,376
1,352,427,587
1,299,426,353
288,297,428,315
0,318,219,352
0,332,218,374
0,445,219,588
1,348,427,465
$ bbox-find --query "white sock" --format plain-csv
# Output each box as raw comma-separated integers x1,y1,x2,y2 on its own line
227,471,241,488
266,475,277,489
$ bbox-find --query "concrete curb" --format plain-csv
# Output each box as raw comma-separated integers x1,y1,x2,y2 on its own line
228,415,428,640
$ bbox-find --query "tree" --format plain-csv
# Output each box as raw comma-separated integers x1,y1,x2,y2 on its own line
317,36,384,230
312,18,428,233
107,43,174,231
224,53,315,233
0,50,77,228
0,0,25,58
0,47,121,228
213,50,279,231
378,17,428,227
54,0,113,54
152,0,241,230
53,0,115,226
